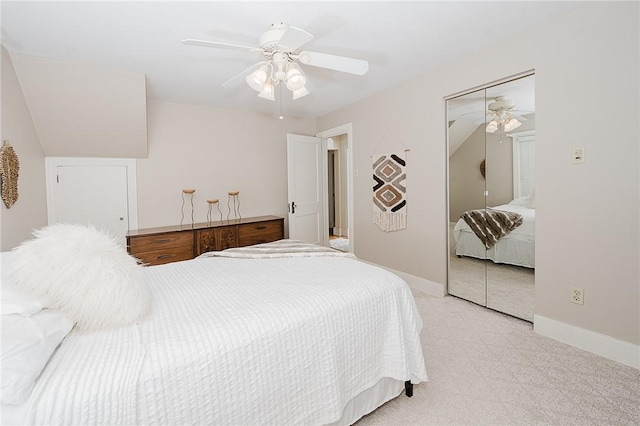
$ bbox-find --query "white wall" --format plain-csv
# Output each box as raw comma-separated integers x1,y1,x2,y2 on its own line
9,52,147,158
318,3,639,346
0,46,48,250
135,100,316,229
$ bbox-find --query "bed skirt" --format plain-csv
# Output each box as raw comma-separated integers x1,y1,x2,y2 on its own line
330,378,407,425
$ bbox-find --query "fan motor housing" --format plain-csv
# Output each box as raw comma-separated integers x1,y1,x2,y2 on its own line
488,96,515,112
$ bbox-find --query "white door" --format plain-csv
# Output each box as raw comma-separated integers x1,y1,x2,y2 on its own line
287,134,326,246
53,164,131,246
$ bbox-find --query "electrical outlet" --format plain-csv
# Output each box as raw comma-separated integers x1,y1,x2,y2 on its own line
570,287,584,305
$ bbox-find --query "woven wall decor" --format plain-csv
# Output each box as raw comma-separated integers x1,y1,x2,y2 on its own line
372,152,407,232
0,140,20,208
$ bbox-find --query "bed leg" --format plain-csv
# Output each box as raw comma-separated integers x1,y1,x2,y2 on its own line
404,381,413,397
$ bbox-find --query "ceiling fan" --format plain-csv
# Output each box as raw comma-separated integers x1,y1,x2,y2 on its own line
485,96,527,133
183,22,369,101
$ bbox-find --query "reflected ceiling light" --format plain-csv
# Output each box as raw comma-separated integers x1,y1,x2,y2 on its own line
486,120,499,133
485,96,524,133
504,117,522,132
486,115,522,133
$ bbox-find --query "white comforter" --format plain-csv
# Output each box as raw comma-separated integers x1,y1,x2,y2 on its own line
20,254,427,425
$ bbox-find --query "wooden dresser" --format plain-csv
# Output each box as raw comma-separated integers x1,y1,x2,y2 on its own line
126,215,284,266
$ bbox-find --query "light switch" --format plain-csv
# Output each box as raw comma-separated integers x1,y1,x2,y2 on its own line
571,147,585,164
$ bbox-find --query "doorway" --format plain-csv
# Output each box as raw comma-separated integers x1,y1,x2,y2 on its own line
317,124,354,253
327,136,349,252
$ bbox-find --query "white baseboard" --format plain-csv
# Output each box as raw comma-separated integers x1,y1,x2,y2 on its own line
534,315,639,369
370,263,445,297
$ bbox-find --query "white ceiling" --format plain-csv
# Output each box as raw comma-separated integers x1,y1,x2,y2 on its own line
1,1,581,119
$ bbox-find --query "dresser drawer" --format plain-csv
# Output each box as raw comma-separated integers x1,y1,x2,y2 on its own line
238,220,283,246
133,246,194,266
129,231,193,252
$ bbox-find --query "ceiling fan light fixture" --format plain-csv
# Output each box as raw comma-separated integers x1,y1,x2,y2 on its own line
257,79,275,101
246,65,268,92
486,120,498,133
285,64,306,91
504,117,522,132
292,86,310,100
185,22,369,103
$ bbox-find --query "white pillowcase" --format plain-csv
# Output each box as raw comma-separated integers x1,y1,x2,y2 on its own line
1,252,44,316
8,224,149,330
1,309,73,405
508,196,530,207
527,187,536,208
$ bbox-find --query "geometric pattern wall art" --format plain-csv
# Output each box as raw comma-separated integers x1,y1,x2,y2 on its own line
372,152,407,232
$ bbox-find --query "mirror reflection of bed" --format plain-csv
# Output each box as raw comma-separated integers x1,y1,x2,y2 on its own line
447,74,535,322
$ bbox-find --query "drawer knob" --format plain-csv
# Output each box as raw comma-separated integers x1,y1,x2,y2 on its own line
255,226,266,230
157,254,172,260
156,239,171,243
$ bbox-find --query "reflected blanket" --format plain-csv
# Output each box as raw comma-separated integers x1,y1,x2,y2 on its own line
461,208,523,248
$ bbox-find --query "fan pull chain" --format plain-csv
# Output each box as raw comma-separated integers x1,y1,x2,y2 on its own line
279,84,284,120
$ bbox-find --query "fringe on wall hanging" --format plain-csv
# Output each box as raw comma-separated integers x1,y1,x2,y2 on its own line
372,152,407,232
0,140,19,209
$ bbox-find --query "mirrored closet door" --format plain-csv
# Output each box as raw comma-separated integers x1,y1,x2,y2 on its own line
447,74,536,322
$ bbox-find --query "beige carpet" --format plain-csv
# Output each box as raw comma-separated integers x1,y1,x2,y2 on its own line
448,222,535,321
356,291,640,425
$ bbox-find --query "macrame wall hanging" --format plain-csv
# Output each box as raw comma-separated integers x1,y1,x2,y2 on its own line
372,152,407,232
0,140,20,208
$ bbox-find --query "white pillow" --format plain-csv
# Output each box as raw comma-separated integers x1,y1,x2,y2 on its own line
1,309,73,405
508,196,530,207
1,252,44,316
527,187,536,208
8,224,149,330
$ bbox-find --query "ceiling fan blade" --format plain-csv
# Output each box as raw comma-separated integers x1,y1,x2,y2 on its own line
455,110,484,119
182,39,262,53
222,61,266,87
278,26,314,52
473,112,496,125
508,112,528,121
298,51,368,75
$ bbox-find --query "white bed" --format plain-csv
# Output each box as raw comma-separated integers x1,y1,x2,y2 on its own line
3,241,427,425
453,200,535,268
